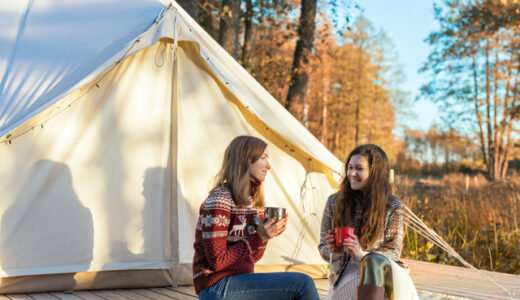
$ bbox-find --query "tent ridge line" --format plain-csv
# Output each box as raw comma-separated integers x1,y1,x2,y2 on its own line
191,44,343,176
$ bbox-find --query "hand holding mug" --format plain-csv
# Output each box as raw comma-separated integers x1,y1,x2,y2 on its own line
325,231,344,256
270,212,288,236
342,233,364,262
257,213,288,241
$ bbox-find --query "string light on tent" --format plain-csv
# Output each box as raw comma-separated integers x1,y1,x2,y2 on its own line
0,5,176,147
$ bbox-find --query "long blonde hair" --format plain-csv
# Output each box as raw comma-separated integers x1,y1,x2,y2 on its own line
333,144,392,249
212,136,267,207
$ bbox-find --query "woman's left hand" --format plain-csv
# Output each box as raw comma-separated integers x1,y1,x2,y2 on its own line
277,212,288,235
257,213,288,241
342,233,364,262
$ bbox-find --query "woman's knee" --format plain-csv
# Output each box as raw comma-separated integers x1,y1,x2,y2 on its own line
361,253,390,269
287,273,318,299
360,253,392,287
293,272,314,282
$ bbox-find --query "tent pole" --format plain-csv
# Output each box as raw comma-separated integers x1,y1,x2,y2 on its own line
169,39,180,284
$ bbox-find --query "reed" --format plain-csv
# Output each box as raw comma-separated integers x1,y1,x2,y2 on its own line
396,173,520,274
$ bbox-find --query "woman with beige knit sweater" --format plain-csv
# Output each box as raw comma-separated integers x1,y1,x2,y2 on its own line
318,144,419,300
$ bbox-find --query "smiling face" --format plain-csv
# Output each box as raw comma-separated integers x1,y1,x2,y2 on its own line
250,146,271,182
347,154,370,192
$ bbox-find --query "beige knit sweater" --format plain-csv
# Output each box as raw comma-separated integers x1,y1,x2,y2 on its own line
317,193,405,286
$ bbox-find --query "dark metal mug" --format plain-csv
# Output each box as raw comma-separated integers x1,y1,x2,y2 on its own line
264,207,286,222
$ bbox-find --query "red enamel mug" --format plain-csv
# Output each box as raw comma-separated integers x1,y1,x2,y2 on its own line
334,227,354,245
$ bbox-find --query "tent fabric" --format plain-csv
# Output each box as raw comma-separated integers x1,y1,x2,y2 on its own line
0,0,343,291
0,269,174,295
0,40,175,277
0,0,167,139
175,40,335,266
0,1,344,179
169,4,344,181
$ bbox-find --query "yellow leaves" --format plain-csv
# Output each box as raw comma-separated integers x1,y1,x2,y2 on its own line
218,5,229,19
426,240,435,250
222,5,230,14
220,5,234,19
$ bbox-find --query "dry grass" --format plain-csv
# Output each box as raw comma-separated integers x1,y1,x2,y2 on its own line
395,173,520,274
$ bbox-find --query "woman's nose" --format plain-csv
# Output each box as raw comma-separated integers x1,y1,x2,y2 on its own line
266,161,271,169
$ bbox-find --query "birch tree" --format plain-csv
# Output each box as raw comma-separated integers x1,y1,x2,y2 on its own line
421,0,520,179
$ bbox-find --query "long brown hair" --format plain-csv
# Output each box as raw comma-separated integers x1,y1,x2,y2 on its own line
333,144,392,249
212,136,267,207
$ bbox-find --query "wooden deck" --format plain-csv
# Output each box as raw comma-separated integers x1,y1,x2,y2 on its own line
405,259,520,299
2,260,519,299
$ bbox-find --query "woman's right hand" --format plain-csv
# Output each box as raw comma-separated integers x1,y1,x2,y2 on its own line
257,216,287,241
325,231,344,257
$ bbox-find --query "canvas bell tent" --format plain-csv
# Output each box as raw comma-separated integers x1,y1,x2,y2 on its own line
0,0,344,293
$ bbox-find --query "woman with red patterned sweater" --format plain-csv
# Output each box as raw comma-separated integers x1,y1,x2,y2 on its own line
193,136,319,300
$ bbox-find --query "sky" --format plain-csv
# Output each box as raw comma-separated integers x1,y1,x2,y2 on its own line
350,0,440,132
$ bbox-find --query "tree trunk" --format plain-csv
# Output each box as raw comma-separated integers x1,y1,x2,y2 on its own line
241,0,253,68
484,45,494,179
219,0,242,59
492,45,500,179
354,47,362,145
177,0,197,19
321,73,328,146
285,0,317,112
303,82,310,128
199,0,216,38
444,138,449,172
472,56,488,169
500,71,519,178
333,123,340,155
497,57,513,179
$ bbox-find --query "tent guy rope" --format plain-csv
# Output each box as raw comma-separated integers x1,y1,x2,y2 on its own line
403,206,515,299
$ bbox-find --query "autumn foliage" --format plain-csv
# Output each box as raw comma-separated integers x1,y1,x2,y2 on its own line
178,0,520,274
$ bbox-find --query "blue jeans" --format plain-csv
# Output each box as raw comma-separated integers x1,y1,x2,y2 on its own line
198,272,319,300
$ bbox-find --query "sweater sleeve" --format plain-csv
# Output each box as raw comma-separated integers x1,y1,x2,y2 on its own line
368,198,404,262
250,209,268,262
251,238,268,262
199,192,255,271
318,194,335,262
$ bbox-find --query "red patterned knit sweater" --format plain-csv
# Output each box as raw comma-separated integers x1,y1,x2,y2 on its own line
192,186,268,294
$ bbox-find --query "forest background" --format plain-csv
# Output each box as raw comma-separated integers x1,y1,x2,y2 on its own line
176,0,520,274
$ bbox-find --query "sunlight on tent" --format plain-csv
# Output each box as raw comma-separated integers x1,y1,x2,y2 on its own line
0,146,14,211
0,59,7,77
0,0,345,291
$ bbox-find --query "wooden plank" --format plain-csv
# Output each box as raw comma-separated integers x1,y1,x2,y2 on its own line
405,260,520,300
149,288,196,300
314,278,460,300
417,290,464,300
70,291,104,300
313,279,329,291
28,294,58,300
131,289,177,300
4,260,520,300
91,291,129,300
5,295,34,300
111,290,151,300
48,293,82,300
313,279,329,299
167,286,197,297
